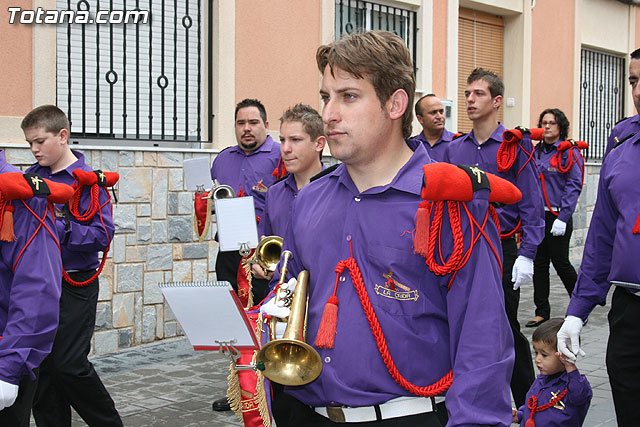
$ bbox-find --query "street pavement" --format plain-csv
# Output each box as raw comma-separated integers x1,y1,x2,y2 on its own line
37,274,616,426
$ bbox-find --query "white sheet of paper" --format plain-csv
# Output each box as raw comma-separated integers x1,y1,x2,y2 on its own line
183,157,213,191
215,197,259,252
159,281,258,351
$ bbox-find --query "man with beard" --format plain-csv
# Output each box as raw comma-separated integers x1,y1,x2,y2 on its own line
210,98,280,412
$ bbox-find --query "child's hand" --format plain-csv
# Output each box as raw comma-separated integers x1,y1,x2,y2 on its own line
556,352,577,373
512,408,519,423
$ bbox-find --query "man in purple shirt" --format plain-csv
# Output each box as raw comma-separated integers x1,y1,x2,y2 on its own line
604,48,640,157
210,98,281,412
21,105,122,427
0,151,63,426
268,31,514,426
407,94,454,162
557,128,640,424
443,68,545,407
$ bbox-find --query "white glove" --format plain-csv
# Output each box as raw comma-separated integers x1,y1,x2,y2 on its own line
511,255,534,290
550,218,567,236
0,379,18,410
557,315,586,362
259,278,297,319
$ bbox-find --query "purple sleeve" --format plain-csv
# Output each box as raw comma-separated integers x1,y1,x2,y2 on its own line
0,197,62,384
260,189,274,238
514,138,545,259
566,159,615,320
558,148,584,223
565,369,593,406
60,186,114,251
444,193,514,426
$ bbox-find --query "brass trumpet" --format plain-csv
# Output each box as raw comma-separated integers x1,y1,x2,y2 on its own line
256,269,323,386
211,179,235,200
252,235,283,273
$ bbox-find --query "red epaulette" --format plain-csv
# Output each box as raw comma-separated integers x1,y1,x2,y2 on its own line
498,127,543,174
414,162,521,288
0,173,74,242
555,139,588,152
452,132,466,140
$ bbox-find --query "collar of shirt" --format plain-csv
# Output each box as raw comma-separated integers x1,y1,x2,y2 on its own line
467,122,506,146
328,143,428,196
228,135,278,157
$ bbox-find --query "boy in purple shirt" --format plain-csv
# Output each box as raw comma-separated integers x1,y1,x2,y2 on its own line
21,105,122,427
514,319,592,426
265,31,514,426
407,94,453,162
0,151,66,426
444,68,545,407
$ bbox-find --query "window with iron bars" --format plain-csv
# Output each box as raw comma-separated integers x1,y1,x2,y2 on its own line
56,0,209,147
334,0,418,73
579,48,626,161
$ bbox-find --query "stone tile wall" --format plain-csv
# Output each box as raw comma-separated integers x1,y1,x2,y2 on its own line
1,145,599,355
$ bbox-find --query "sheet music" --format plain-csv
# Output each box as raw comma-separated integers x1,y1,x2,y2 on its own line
159,281,259,351
183,157,213,191
214,197,259,252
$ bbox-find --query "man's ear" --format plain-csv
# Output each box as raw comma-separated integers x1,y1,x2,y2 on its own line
314,135,327,152
58,128,70,144
387,89,409,120
493,95,503,110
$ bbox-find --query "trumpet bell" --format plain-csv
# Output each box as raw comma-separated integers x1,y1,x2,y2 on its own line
256,339,322,386
256,236,283,273
212,179,235,200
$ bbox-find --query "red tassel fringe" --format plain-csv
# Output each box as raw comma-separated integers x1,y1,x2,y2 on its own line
414,200,431,257
314,295,338,349
0,205,15,242
632,212,640,234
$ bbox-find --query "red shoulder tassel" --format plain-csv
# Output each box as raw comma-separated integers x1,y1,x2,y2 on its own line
314,295,338,349
525,418,535,427
1,204,15,242
632,212,640,234
414,200,431,257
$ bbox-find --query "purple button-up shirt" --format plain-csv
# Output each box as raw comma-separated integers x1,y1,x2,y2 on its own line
534,142,584,223
516,370,592,427
605,114,640,157
211,136,281,226
0,150,62,384
406,129,454,162
280,144,514,426
27,150,114,271
567,132,640,320
444,123,545,259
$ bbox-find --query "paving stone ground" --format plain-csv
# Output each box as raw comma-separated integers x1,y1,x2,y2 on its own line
32,275,616,426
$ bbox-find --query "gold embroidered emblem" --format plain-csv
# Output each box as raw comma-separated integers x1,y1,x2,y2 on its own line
374,270,418,301
252,180,268,193
54,206,66,218
551,390,565,411
30,175,43,191
468,166,485,184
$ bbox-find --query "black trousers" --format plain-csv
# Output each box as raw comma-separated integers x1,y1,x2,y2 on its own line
33,272,123,427
501,238,535,407
286,396,447,426
532,212,577,319
215,249,270,303
0,368,38,427
606,287,640,427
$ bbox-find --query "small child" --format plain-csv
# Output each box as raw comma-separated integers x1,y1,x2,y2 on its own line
513,318,592,426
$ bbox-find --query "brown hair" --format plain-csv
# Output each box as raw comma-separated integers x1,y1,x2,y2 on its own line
21,105,70,134
279,104,325,141
467,68,504,98
532,318,565,349
316,30,415,139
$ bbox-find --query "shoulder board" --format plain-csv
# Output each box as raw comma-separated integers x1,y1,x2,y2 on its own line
612,132,636,151
0,173,74,204
614,116,631,127
452,132,467,140
72,169,119,187
273,173,290,185
310,164,340,182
